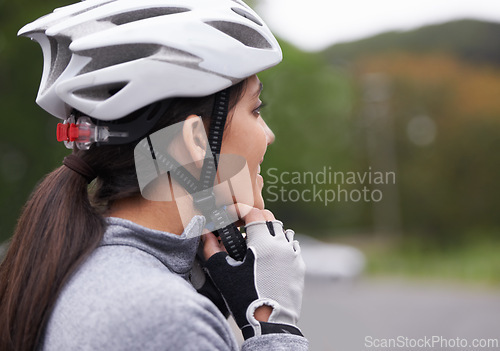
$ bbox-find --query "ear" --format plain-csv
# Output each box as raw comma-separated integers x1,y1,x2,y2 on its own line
182,115,208,169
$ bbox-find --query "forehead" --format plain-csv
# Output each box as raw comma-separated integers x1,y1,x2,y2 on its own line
246,75,263,99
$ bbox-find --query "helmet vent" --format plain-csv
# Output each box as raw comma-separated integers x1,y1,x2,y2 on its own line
77,44,162,74
44,35,72,93
153,46,202,66
70,0,117,18
206,21,271,49
73,81,128,101
231,7,262,26
100,7,190,26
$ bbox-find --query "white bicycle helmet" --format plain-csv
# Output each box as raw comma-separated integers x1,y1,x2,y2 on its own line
20,0,281,259
18,0,282,121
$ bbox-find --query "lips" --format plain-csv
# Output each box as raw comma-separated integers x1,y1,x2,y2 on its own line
257,156,265,175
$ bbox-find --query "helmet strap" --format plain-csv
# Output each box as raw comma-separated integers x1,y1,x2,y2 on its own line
200,88,230,189
137,87,248,261
94,99,171,146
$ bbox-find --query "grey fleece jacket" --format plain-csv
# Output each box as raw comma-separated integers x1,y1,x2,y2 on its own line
40,216,308,350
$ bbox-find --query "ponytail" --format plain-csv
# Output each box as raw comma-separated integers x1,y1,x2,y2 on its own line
0,80,248,351
0,164,105,350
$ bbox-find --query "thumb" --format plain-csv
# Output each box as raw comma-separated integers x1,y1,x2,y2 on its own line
201,231,225,260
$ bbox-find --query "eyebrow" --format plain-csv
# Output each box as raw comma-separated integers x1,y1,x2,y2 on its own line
253,82,263,98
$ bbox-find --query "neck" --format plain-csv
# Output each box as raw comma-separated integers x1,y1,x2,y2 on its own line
107,183,197,235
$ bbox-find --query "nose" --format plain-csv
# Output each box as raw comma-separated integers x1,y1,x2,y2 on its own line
263,120,275,146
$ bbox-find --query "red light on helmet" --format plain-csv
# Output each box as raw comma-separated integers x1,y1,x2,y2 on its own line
56,123,70,142
56,116,112,150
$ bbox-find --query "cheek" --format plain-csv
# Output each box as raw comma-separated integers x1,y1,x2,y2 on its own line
249,125,267,163
226,120,266,167
219,115,268,206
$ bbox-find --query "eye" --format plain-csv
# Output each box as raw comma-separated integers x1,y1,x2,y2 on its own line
253,101,266,117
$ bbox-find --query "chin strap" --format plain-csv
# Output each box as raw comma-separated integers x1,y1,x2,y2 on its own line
196,88,247,261
140,88,247,261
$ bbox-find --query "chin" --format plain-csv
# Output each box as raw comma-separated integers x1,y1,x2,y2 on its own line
254,195,265,210
253,180,265,210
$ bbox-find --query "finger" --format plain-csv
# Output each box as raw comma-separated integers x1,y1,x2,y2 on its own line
224,203,251,227
245,220,283,242
202,232,223,260
292,240,301,254
224,204,276,224
267,220,285,240
244,208,265,223
261,209,276,221
284,228,295,242
225,203,253,220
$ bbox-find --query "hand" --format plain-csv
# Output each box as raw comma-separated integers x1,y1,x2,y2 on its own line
202,207,273,321
201,206,305,339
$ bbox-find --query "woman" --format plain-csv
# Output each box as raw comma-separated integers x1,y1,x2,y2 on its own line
0,0,307,350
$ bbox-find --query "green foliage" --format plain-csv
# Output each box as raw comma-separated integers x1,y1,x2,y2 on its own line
325,19,500,66
348,52,500,244
0,0,74,242
320,19,500,246
365,229,500,285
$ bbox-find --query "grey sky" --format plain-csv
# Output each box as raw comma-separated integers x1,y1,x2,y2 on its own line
257,0,500,51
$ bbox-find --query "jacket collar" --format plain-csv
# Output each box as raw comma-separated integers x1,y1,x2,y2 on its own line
102,216,205,279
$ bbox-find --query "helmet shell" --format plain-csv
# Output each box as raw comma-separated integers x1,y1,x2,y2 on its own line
19,0,282,120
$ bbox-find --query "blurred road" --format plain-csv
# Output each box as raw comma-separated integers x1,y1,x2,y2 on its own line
298,277,500,351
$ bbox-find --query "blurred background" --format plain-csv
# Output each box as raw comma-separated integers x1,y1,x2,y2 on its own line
1,0,499,350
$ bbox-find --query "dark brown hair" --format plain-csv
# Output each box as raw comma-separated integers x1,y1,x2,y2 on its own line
0,81,246,351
